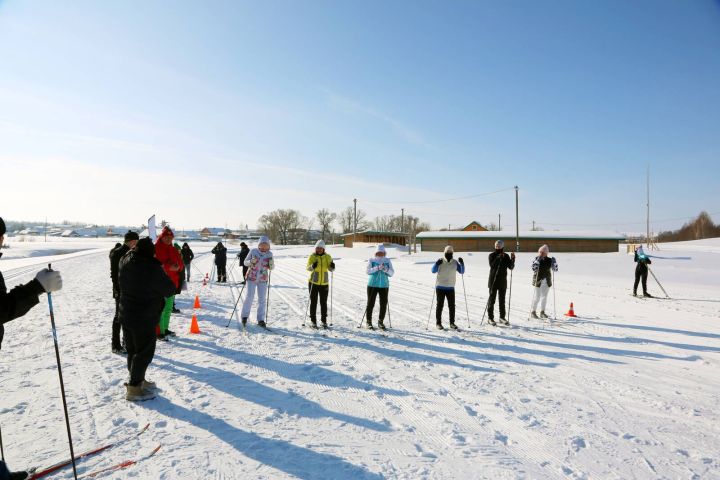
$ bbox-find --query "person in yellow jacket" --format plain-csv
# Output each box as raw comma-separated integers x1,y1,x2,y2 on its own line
306,240,335,329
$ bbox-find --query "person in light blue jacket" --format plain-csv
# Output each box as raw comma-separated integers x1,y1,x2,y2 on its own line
365,244,394,330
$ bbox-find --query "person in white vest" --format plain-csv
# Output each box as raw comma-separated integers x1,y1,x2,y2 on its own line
431,245,465,330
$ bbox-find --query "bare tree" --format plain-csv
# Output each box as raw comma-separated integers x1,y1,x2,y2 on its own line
258,209,308,245
316,208,337,241
337,206,370,234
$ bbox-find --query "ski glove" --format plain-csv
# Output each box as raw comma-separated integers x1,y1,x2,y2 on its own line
551,257,558,272
35,269,63,293
330,261,335,270
268,259,275,270
458,257,464,265
435,259,443,267
311,262,318,269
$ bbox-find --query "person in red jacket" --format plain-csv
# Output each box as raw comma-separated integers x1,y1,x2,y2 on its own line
154,226,183,339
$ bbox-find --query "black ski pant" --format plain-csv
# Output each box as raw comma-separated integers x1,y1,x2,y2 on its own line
436,288,456,325
242,265,248,282
308,282,329,323
634,266,648,294
487,287,507,320
112,297,124,349
122,321,157,387
366,287,388,323
185,262,191,281
216,263,227,282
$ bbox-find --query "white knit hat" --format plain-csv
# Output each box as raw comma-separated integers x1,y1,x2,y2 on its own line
538,244,549,254
495,240,504,249
315,239,326,249
375,244,386,255
444,245,454,254
259,236,271,246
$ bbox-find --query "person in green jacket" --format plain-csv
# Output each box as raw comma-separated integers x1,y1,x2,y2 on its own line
306,240,335,329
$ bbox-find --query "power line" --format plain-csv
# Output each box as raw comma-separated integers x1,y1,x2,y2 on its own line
361,186,516,206
533,211,720,228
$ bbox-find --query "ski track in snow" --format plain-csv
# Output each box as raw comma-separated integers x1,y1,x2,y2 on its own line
1,241,719,479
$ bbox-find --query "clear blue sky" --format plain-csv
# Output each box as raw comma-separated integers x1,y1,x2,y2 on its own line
1,0,719,234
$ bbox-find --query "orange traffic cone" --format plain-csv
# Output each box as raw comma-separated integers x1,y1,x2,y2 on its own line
193,295,201,309
565,302,577,317
189,314,201,334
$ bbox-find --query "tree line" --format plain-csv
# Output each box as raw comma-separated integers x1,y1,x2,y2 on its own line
257,207,431,245
656,211,720,242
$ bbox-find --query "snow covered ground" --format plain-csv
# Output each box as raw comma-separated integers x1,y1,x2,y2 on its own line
1,238,719,479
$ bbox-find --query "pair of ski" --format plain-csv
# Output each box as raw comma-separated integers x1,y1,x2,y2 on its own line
28,423,160,479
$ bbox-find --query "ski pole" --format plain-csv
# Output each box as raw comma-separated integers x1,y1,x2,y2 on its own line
226,282,247,327
507,268,514,323
265,270,272,323
47,264,78,480
330,271,334,326
1,423,4,460
460,272,470,328
425,275,438,330
529,268,539,320
387,295,392,329
357,306,368,329
480,258,502,327
552,270,557,320
304,281,316,327
647,265,670,298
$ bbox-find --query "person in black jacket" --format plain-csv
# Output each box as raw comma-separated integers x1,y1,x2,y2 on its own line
109,231,139,354
530,244,558,319
633,245,653,297
211,241,228,283
487,240,515,326
237,242,250,284
181,243,194,281
118,237,176,401
1,217,63,479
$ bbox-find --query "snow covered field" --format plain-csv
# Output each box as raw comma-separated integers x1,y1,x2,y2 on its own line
1,238,719,479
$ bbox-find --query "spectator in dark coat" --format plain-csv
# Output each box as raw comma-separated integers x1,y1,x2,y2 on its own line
486,240,515,326
1,216,63,479
211,242,228,283
181,242,194,281
119,237,176,401
109,231,139,354
237,242,250,284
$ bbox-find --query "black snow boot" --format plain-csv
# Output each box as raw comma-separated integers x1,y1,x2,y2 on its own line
449,322,458,330
436,322,444,330
310,319,318,329
258,320,267,328
488,317,497,326
9,470,32,480
378,320,386,331
241,317,248,327
321,318,328,329
643,292,653,298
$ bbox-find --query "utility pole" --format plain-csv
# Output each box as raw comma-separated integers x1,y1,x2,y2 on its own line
646,166,650,249
498,213,501,231
532,220,535,231
401,208,405,251
515,186,520,252
44,217,47,242
353,198,357,248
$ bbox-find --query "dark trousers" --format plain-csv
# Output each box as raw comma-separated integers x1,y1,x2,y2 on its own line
634,267,648,294
185,263,191,281
112,297,124,349
242,265,248,281
366,287,388,322
308,282,329,323
122,322,157,387
217,263,227,282
487,287,507,319
436,288,456,324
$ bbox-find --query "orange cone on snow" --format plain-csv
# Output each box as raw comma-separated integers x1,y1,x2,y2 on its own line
565,302,577,317
193,295,201,309
189,314,201,334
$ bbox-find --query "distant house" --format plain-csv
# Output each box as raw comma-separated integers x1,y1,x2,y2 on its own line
18,228,40,236
416,231,625,253
462,221,487,232
200,227,228,239
341,230,408,248
61,230,80,238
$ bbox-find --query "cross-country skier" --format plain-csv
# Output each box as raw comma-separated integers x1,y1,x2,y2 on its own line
530,244,558,319
487,240,515,326
306,240,335,329
365,244,394,330
1,217,63,479
154,226,183,339
211,241,228,283
119,237,176,401
237,242,250,284
109,231,139,354
181,242,194,281
431,245,464,330
633,245,653,297
241,236,274,328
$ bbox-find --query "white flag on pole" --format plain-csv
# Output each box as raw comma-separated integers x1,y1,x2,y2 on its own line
148,214,157,241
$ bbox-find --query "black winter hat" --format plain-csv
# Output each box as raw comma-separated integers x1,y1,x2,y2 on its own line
124,230,140,242
0,217,5,236
135,237,155,258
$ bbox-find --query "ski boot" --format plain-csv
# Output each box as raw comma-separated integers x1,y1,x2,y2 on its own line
321,320,328,330
643,292,653,298
258,320,267,329
125,384,156,402
487,317,497,326
499,317,510,326
241,317,248,327
530,311,539,319
436,322,444,330
166,329,177,337
378,320,387,331
310,319,318,329
449,322,458,330
539,311,549,319
366,320,374,330
112,344,127,355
